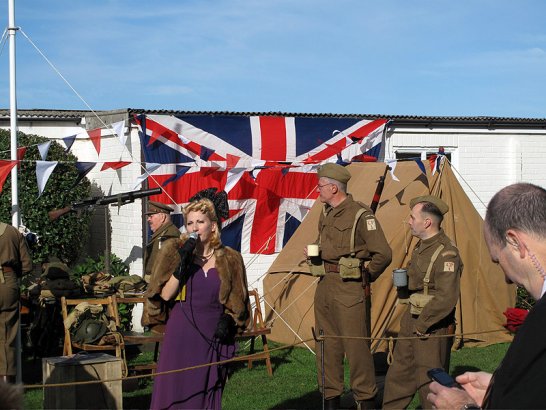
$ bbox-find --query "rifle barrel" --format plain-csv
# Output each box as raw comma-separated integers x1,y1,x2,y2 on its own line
96,187,162,206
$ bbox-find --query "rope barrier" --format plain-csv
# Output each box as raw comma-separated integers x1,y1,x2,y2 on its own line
24,338,314,390
23,327,508,390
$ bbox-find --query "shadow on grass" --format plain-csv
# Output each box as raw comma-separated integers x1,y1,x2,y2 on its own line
271,390,323,409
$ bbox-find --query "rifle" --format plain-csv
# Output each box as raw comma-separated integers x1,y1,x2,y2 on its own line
370,164,391,214
362,164,392,344
48,187,163,221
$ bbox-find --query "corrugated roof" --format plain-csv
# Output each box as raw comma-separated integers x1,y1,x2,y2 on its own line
1,108,545,129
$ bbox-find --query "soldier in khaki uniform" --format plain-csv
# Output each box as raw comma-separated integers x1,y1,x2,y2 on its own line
0,221,32,383
383,195,463,409
142,201,181,331
312,163,392,410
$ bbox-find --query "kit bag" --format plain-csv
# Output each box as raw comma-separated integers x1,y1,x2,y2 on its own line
409,245,444,315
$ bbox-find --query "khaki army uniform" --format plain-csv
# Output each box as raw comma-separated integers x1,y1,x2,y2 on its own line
314,195,392,402
383,229,462,409
142,221,181,328
0,223,32,377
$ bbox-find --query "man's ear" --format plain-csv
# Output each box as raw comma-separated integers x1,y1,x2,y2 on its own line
506,230,526,258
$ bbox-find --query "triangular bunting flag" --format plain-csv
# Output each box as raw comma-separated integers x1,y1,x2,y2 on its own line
225,168,246,193
226,154,240,169
428,154,438,172
200,146,215,161
72,162,96,187
0,160,17,193
17,147,27,161
36,160,58,197
335,153,350,166
414,159,426,175
162,166,190,188
87,128,102,155
432,155,444,175
386,160,400,182
100,161,131,171
132,163,161,190
111,121,126,146
38,141,51,161
63,135,77,152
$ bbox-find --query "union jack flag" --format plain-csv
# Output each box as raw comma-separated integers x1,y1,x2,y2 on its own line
136,114,387,254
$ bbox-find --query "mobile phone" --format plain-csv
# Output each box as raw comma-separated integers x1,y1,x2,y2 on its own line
427,368,460,388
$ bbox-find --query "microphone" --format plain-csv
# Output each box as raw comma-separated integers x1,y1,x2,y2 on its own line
180,232,198,254
175,232,198,280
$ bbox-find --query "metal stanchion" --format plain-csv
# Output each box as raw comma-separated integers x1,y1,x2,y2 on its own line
320,329,325,410
312,327,326,410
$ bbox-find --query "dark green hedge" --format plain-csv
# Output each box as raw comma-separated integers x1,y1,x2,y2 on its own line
0,128,92,264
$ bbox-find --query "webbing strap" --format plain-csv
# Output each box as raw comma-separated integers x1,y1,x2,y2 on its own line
349,208,367,256
423,244,445,295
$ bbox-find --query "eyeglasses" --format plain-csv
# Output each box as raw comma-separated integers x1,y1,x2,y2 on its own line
317,183,334,190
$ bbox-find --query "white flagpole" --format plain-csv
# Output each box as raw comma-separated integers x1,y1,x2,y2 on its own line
8,0,19,225
8,0,22,384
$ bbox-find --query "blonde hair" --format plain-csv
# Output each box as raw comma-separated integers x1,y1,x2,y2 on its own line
182,198,222,249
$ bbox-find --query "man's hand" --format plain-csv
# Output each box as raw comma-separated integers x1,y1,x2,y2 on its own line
415,329,430,339
455,371,492,406
427,382,474,409
427,371,492,409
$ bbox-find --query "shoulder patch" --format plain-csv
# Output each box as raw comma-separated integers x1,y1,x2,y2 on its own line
441,250,458,258
444,261,455,272
366,218,377,231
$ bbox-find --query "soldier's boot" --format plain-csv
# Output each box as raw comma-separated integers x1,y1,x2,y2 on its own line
325,395,341,410
355,397,377,410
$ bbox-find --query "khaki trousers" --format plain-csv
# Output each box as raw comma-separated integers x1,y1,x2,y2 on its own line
383,308,453,409
314,271,376,401
0,272,19,376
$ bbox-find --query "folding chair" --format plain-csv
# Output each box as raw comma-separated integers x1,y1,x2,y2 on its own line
113,296,164,374
235,289,273,376
60,296,124,359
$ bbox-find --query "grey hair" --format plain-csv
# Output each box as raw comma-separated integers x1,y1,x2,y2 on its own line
324,177,347,193
485,183,546,246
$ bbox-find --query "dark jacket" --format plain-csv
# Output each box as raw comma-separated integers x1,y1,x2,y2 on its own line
484,294,546,409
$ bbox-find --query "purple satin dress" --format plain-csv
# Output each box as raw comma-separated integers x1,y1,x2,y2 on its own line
150,264,235,410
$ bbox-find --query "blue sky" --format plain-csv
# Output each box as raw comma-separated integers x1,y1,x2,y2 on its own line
1,0,545,118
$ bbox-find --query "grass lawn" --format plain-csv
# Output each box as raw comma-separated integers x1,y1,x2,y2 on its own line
21,339,509,409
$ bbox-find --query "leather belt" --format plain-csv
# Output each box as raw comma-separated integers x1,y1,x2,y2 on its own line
323,262,339,273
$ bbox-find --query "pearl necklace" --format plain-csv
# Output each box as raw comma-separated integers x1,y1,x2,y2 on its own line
195,249,214,262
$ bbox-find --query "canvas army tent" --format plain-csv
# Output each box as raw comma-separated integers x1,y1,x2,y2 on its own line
263,160,515,352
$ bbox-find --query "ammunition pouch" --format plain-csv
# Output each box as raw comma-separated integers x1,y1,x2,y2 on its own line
338,256,362,279
408,243,445,315
307,257,326,277
409,293,435,315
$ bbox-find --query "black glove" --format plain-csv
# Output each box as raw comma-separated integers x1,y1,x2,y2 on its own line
214,313,236,344
174,233,198,281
